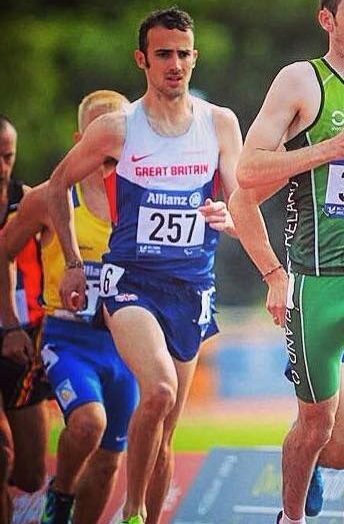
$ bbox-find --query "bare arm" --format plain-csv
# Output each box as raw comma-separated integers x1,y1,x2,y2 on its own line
0,184,50,362
229,182,288,326
199,107,242,236
237,62,344,189
47,111,125,310
48,111,125,264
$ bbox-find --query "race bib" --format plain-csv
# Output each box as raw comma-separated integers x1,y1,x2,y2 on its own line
136,188,205,258
76,261,102,317
286,272,295,310
198,286,216,326
324,160,344,218
99,264,125,297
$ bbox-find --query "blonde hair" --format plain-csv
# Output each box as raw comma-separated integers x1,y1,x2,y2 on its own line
78,90,129,132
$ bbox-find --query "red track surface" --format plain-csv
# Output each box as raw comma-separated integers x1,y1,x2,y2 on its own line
10,453,205,524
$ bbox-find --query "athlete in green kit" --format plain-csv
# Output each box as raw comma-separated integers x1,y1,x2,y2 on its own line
229,1,344,523
284,55,344,402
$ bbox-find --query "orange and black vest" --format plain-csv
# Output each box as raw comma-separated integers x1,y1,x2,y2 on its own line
0,179,43,327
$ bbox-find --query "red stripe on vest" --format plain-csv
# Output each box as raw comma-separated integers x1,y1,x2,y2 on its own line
103,170,118,225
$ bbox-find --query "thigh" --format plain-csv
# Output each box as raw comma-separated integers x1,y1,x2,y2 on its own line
297,393,339,429
159,284,218,362
104,305,177,390
286,274,344,402
329,366,344,438
41,319,104,418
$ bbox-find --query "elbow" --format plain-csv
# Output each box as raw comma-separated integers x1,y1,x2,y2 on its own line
228,192,237,216
228,191,241,227
236,164,256,190
48,168,68,201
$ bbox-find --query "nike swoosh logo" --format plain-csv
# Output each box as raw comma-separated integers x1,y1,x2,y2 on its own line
131,153,154,162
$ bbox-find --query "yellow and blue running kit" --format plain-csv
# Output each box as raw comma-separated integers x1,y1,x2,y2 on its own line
285,58,344,402
41,183,137,451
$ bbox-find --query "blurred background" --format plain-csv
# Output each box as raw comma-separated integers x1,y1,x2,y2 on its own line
1,0,328,305
2,0,327,448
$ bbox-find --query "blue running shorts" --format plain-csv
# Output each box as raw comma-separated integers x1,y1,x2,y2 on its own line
41,316,138,452
97,266,219,362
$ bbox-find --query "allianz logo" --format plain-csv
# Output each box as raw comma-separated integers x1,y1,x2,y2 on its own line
331,110,344,128
84,263,101,277
146,191,202,208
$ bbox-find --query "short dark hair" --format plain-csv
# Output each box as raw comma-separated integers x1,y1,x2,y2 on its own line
320,0,341,15
138,7,194,57
0,114,15,134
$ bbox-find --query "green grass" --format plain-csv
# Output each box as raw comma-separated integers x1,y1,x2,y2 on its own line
48,418,287,455
173,420,287,451
48,421,61,455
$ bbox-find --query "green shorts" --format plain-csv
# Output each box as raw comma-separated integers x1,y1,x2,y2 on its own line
286,273,344,403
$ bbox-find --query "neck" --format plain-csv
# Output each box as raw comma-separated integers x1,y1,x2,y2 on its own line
324,45,344,77
142,92,193,136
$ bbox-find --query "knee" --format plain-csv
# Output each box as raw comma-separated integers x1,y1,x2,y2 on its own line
141,382,177,420
303,429,332,453
302,414,335,450
14,466,46,493
68,407,107,449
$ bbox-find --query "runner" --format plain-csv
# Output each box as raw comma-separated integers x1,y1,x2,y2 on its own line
47,8,242,524
230,1,344,522
0,91,138,524
0,115,48,524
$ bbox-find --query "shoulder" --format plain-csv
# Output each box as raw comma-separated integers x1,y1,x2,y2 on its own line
209,104,242,149
19,182,50,221
88,109,127,138
193,97,239,127
82,108,128,158
211,104,240,131
269,61,320,101
277,60,316,80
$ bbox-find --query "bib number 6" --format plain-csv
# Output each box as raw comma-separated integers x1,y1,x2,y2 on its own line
99,264,125,297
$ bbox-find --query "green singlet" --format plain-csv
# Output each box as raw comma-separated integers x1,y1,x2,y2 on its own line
285,58,344,402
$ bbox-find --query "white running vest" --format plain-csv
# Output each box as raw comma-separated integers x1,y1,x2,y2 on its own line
104,96,220,283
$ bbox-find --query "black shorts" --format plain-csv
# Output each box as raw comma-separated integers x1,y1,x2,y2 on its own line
0,325,53,410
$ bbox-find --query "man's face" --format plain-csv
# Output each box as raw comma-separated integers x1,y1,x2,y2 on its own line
0,125,17,193
136,26,198,99
320,0,344,45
